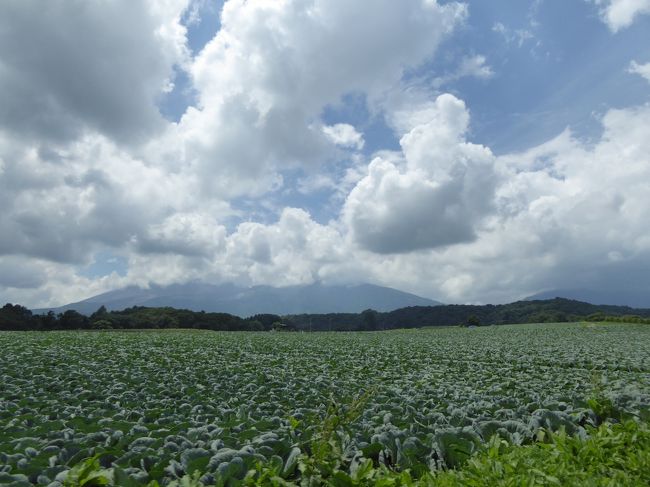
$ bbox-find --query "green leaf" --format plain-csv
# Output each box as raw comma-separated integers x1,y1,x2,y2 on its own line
282,447,301,478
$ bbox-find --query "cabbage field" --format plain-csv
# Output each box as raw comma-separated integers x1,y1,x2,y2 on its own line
1,323,649,486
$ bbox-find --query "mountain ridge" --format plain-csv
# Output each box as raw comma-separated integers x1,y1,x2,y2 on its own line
525,288,650,308
33,282,442,317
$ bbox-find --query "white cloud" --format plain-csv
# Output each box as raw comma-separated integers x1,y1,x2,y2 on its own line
297,174,337,194
322,124,365,151
450,102,650,302
224,208,342,285
432,55,494,88
170,0,467,197
330,99,650,303
321,101,650,304
455,55,495,80
0,132,208,264
136,213,228,257
7,95,650,307
492,22,534,47
0,255,131,308
591,0,650,31
123,207,350,291
0,257,47,289
3,0,650,310
629,60,650,83
183,0,213,26
343,94,498,253
0,0,190,145
0,0,468,306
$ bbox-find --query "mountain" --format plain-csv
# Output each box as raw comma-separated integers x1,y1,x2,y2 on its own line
34,282,442,316
525,288,650,308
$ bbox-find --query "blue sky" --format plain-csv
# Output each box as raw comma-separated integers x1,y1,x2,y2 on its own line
158,0,650,226
448,0,650,151
164,0,650,154
1,0,650,307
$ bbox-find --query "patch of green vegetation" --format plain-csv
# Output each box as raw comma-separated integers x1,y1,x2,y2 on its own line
1,324,649,485
432,419,650,486
57,419,650,486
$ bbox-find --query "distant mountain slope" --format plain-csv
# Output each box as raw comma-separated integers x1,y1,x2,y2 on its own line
34,282,442,316
525,288,650,308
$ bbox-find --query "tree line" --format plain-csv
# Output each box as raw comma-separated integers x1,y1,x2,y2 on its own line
283,298,650,330
0,304,285,332
1,298,649,332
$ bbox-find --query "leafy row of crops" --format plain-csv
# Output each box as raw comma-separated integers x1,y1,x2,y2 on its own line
51,418,650,486
1,323,649,485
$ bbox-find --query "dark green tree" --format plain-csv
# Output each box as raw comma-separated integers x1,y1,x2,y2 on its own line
90,305,108,321
361,309,379,331
58,310,89,330
467,315,480,327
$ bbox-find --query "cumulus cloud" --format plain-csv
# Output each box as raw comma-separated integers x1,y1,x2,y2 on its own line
6,98,650,307
322,124,365,151
316,100,650,304
123,207,349,290
497,106,650,290
320,98,650,303
136,213,228,257
163,90,650,302
343,94,497,253
0,257,47,289
3,0,650,310
0,133,201,264
591,0,650,31
222,208,345,285
474,105,650,301
0,0,189,145
170,0,467,196
0,255,131,308
0,0,473,307
629,60,650,82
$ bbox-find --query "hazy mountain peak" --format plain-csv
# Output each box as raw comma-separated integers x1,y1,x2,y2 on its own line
35,282,442,317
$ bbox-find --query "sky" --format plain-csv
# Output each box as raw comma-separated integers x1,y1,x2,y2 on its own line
1,0,650,307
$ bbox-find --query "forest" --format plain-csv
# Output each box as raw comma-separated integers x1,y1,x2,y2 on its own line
1,298,649,332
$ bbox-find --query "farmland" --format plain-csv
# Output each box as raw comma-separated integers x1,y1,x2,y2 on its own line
1,323,649,485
